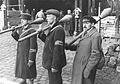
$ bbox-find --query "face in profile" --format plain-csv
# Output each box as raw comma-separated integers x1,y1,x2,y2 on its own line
46,14,56,24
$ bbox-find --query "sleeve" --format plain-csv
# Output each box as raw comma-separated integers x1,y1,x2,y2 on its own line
65,43,77,51
85,35,102,71
11,31,19,41
29,30,38,61
38,31,46,42
51,28,65,69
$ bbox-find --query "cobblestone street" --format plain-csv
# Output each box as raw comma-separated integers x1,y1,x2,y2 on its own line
0,32,120,84
0,32,74,84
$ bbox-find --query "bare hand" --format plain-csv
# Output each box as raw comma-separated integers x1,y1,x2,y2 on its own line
11,26,16,32
28,60,34,67
37,26,43,33
51,68,58,72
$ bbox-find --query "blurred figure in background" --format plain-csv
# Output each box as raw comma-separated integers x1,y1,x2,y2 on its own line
64,9,73,36
35,9,45,19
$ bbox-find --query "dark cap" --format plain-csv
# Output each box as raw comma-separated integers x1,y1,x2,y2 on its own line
83,15,97,24
20,13,31,20
45,9,60,17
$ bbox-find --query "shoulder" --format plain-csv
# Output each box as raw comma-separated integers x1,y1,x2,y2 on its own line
27,28,36,34
54,25,64,31
52,25,65,36
92,30,101,39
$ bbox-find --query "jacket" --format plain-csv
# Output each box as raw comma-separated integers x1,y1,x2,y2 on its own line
67,27,102,84
38,22,66,70
11,26,38,79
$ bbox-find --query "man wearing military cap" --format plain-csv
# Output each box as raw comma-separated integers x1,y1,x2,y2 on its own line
38,9,66,84
20,13,31,20
11,13,38,84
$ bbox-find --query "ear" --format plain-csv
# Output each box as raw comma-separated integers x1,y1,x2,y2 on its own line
53,15,57,20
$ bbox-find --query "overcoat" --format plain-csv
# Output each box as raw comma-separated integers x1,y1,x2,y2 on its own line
11,26,38,79
38,22,66,70
68,28,102,84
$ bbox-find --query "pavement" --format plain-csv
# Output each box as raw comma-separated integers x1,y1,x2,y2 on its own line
0,32,120,84
0,32,74,84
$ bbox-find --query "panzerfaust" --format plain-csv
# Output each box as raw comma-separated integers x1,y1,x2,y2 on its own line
18,14,73,41
68,7,112,46
0,18,44,34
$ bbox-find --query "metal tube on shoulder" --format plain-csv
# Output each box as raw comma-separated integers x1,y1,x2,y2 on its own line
68,7,112,46
18,25,51,41
18,31,38,42
18,14,73,42
0,18,44,34
0,24,28,34
68,29,88,46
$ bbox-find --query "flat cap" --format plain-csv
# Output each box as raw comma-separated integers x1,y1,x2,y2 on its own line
20,13,31,20
83,15,97,24
45,9,60,17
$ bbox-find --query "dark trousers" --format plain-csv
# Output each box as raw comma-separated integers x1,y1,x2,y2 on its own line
48,69,62,84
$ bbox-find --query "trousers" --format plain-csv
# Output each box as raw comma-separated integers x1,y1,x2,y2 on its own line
48,69,62,84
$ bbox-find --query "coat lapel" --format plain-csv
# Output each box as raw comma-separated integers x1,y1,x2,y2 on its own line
79,27,97,41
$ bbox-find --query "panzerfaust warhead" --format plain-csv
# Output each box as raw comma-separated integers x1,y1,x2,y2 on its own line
68,7,112,46
18,14,73,42
59,15,73,23
29,18,45,24
0,18,44,34
95,8,112,23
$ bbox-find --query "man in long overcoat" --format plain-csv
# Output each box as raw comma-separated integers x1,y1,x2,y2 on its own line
11,13,37,84
65,15,102,84
38,9,66,84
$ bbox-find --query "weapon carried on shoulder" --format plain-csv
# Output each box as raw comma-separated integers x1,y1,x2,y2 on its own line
68,7,112,45
18,14,73,42
18,7,112,42
0,18,44,34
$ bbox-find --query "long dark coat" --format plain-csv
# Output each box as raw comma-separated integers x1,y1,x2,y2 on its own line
38,22,66,70
11,26,38,79
69,28,102,84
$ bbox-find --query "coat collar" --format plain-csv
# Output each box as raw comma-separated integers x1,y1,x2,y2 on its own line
87,27,97,36
80,27,97,41
47,21,62,35
19,25,32,38
50,21,59,31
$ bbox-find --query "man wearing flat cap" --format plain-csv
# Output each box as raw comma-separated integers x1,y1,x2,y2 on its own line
11,13,38,84
38,9,66,84
65,15,102,84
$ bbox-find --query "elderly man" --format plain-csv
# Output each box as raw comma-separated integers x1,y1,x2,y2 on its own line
38,9,66,84
11,13,37,84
